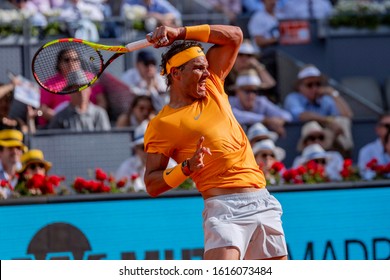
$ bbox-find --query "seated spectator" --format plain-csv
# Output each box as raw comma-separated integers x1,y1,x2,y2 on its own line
282,0,333,20
121,0,182,32
17,149,51,177
284,64,354,157
246,122,278,147
252,139,286,185
242,0,288,14
115,120,175,192
358,113,390,180
59,0,104,41
225,39,276,98
0,83,29,133
247,0,285,101
229,70,292,136
208,0,242,24
0,129,27,196
121,50,168,112
47,87,111,131
38,48,102,128
294,143,342,181
292,121,344,181
90,72,136,124
116,95,155,128
8,0,48,30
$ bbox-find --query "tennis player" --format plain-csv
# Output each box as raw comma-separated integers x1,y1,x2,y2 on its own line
144,24,288,260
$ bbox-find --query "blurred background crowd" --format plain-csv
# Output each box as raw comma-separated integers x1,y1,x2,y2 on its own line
1,0,390,199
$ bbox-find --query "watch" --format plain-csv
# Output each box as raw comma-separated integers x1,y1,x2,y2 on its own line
181,159,192,176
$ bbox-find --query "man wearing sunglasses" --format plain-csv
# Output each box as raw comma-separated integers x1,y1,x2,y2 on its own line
229,70,292,136
284,64,354,157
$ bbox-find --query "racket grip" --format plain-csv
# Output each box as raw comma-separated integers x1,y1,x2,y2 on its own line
125,39,153,52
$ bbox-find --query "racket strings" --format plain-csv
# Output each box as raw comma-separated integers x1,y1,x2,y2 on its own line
32,41,103,94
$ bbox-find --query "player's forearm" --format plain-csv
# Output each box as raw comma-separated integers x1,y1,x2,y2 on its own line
144,170,173,197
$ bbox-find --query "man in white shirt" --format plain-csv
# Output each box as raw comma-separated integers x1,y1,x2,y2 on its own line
121,50,168,112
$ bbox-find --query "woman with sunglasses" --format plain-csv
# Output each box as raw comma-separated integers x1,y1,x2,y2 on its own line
292,121,344,181
284,64,354,158
252,139,286,185
16,149,52,178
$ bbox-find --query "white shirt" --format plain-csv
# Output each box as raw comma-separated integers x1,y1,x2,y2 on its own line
121,68,168,112
248,10,281,40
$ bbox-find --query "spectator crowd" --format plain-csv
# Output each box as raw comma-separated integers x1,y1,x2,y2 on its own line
1,0,390,199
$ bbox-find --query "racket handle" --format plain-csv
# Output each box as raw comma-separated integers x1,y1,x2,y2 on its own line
125,39,153,52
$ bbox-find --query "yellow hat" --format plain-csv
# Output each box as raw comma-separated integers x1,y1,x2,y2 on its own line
0,129,28,152
18,149,52,173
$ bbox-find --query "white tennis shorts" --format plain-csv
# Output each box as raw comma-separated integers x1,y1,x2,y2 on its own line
202,188,288,260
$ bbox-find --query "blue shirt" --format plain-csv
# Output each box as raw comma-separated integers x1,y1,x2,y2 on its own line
229,95,292,125
358,138,390,180
284,92,340,121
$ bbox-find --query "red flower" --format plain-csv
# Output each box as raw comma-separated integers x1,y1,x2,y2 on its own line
343,158,353,168
366,158,378,169
95,168,107,181
0,180,13,190
131,173,140,180
116,178,127,188
271,162,285,173
26,174,46,189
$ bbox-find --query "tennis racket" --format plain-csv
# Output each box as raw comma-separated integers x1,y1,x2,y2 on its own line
31,38,153,95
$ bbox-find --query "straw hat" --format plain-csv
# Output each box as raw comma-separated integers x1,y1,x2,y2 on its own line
252,139,286,162
0,129,27,152
247,122,278,143
18,149,52,173
297,121,333,152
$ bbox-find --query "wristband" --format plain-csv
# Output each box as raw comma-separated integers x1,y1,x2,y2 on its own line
163,163,189,188
185,25,210,42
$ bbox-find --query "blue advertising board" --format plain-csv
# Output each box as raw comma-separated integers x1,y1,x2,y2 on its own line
1,183,389,260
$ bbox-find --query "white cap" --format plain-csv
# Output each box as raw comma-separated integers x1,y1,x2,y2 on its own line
252,139,286,161
131,120,149,147
235,72,262,88
247,122,278,143
299,143,329,164
239,40,259,55
297,65,322,80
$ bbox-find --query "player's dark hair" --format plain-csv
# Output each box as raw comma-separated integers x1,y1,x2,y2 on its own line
160,41,204,87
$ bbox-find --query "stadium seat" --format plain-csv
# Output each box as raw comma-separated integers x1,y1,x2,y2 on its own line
340,76,385,118
384,76,390,111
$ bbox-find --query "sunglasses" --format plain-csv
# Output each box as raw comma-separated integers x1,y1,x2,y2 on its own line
260,153,275,159
62,57,80,63
241,89,261,95
314,158,327,165
305,135,325,142
303,81,322,89
28,163,45,170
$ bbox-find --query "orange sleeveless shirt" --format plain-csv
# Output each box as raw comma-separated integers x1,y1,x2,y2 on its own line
144,72,266,192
